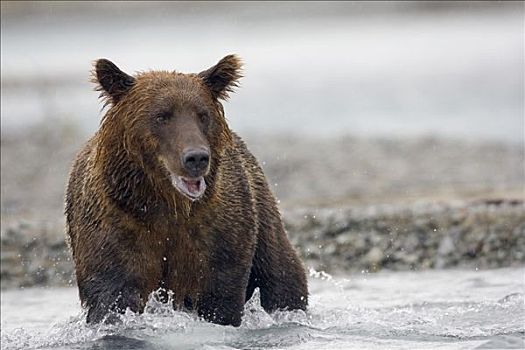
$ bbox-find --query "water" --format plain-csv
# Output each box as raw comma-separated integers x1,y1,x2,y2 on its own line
2,267,524,350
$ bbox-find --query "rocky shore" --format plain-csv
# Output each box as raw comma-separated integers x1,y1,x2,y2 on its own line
1,219,72,290
1,199,523,289
287,199,524,273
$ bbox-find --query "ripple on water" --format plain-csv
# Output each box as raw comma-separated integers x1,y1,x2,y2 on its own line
1,268,524,350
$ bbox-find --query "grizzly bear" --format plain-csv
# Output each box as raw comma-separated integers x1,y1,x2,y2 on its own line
65,55,308,326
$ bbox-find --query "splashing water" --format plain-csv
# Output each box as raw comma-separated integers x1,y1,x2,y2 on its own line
1,267,524,350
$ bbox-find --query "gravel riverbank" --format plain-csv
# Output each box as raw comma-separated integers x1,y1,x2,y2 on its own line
1,199,523,289
287,199,524,273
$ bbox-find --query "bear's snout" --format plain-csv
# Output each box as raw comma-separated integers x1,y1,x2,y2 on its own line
182,148,210,177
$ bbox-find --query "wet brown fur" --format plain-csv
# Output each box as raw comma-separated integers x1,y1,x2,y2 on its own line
65,55,308,326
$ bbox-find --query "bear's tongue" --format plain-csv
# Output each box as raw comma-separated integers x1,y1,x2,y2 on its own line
171,175,206,201
182,178,201,194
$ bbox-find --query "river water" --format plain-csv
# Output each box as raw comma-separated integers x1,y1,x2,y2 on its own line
1,267,524,350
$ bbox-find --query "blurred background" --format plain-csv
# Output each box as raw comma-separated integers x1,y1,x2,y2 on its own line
2,2,523,139
1,1,524,285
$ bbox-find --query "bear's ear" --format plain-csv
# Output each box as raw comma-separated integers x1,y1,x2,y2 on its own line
198,55,243,100
93,59,135,104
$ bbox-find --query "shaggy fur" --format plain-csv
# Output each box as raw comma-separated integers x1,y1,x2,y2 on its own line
65,55,308,326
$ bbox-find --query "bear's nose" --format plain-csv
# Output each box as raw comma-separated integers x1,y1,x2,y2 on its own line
182,149,210,176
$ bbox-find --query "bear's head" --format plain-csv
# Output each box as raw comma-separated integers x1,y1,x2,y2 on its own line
93,55,242,202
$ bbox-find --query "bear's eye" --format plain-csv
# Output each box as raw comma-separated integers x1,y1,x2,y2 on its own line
198,112,210,127
155,112,171,123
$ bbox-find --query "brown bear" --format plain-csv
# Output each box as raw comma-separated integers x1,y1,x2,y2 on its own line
65,55,308,326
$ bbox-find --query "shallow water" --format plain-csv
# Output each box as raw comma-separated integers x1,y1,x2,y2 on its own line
1,267,524,350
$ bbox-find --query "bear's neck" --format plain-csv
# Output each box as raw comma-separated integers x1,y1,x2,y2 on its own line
99,146,154,220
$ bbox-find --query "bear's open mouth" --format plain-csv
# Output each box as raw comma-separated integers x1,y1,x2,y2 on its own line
171,175,206,201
